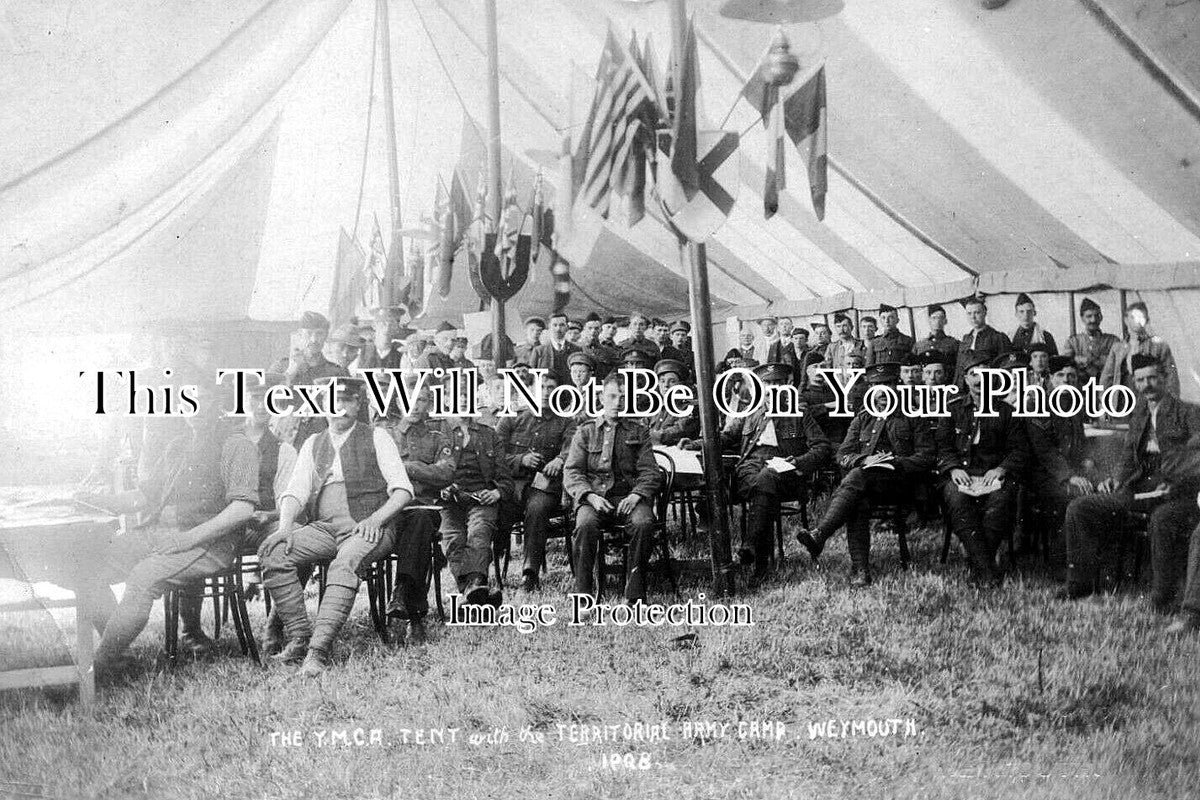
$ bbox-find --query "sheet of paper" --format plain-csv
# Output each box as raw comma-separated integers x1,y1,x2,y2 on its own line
655,446,704,475
767,457,796,474
863,462,895,470
1133,488,1168,501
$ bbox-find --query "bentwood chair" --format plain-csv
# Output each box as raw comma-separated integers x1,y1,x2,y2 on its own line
163,556,259,666
593,452,678,599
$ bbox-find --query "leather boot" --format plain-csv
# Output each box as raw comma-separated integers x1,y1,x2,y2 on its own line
846,516,872,585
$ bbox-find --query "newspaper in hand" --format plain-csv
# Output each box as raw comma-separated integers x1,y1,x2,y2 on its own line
957,476,1002,497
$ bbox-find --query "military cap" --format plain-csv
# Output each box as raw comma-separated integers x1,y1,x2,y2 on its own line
327,324,367,347
991,350,1031,370
317,375,367,397
1079,297,1101,315
670,320,690,334
567,319,582,331
568,352,595,370
1048,356,1075,374
585,312,602,324
810,322,829,331
452,335,469,346
1024,342,1051,356
436,320,457,334
865,362,901,385
756,315,778,325
1127,301,1149,318
654,359,687,379
524,316,547,329
621,347,652,366
298,311,330,331
927,304,946,316
833,313,851,325
753,362,792,383
916,350,949,368
961,350,993,372
878,303,897,314
602,316,619,326
1014,292,1034,307
1130,353,1160,373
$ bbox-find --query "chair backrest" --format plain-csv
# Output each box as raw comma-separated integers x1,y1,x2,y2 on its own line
652,449,677,520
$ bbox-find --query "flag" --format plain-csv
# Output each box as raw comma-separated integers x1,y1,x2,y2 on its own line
669,19,701,201
573,27,660,222
742,62,828,220
362,216,387,313
466,173,491,302
493,172,522,268
328,228,366,326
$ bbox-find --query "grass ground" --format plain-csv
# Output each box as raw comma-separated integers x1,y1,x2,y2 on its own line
1,513,1198,800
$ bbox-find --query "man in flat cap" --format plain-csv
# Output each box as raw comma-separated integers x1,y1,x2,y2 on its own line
598,316,619,348
359,308,409,371
259,376,414,676
660,322,693,376
532,311,581,385
898,354,923,388
418,321,459,376
1061,355,1200,602
564,373,663,606
955,297,1013,386
568,350,596,396
1012,293,1058,355
865,305,915,366
496,373,576,592
913,304,959,366
823,314,864,371
1062,298,1118,385
1100,301,1179,398
784,327,812,388
720,363,832,585
450,335,476,374
324,325,366,370
582,314,620,379
796,362,935,585
647,360,700,446
513,317,546,368
936,352,1028,584
566,319,583,346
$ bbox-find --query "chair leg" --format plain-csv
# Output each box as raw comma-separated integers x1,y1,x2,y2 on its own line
565,528,575,577
366,566,388,644
595,531,606,600
775,516,785,566
939,510,953,564
229,570,261,665
659,528,678,594
212,577,222,642
163,590,176,664
896,513,911,568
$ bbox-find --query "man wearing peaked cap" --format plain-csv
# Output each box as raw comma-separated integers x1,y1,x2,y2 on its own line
583,318,620,380
1063,297,1118,384
719,362,831,585
661,324,693,376
270,312,350,449
866,304,914,367
417,320,458,376
991,350,1031,370
513,316,546,368
1012,292,1058,356
647,359,700,447
566,318,583,346
796,361,935,585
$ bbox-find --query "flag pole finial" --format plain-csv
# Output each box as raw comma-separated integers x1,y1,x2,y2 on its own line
765,27,800,87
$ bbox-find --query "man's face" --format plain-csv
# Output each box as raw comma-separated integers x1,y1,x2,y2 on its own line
837,319,853,338
435,331,455,354
412,391,433,420
817,327,832,345
658,372,680,393
966,303,987,328
654,324,670,343
630,316,648,337
670,330,687,348
549,316,568,340
881,312,899,333
846,355,865,371
600,322,616,340
582,321,600,344
965,367,984,395
570,364,592,388
1050,367,1078,389
331,392,360,431
1016,302,1037,328
1082,309,1102,333
540,378,558,406
1134,366,1162,400
900,365,922,386
449,341,466,360
862,319,877,339
923,364,947,386
739,332,755,349
1126,309,1148,335
566,328,581,345
791,331,809,350
779,318,794,337
806,364,824,386
759,319,777,337
929,310,946,333
1030,351,1050,373
298,327,326,359
601,380,624,415
525,323,543,345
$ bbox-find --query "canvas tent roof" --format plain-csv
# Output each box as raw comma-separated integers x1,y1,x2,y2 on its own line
3,0,1200,337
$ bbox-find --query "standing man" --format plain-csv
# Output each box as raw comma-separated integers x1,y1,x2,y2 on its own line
778,317,795,340
811,322,833,360
583,314,620,379
824,314,863,370
564,373,663,604
936,353,1027,584
865,304,915,366
513,317,546,367
532,311,581,385
418,321,458,376
913,304,959,366
720,363,832,584
661,322,693,376
566,319,583,346
359,308,409,370
624,313,661,363
859,316,878,343
259,377,414,676
496,374,576,591
752,315,780,365
795,363,935,585
1100,301,1179,397
1060,355,1200,601
1063,298,1118,385
954,297,1012,386
1011,293,1058,355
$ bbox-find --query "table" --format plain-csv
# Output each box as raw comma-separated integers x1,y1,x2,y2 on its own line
0,487,118,705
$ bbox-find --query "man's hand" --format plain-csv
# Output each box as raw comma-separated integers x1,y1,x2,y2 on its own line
1097,477,1119,494
1068,475,1094,495
981,468,1005,486
950,469,971,488
521,452,545,470
616,493,641,517
542,457,564,478
352,513,385,544
477,489,501,506
587,493,614,514
861,452,894,469
258,524,296,558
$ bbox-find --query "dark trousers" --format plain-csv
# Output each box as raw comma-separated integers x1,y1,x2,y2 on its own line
392,507,437,618
1148,501,1200,610
1183,521,1200,616
521,487,561,575
941,479,1018,578
573,500,654,601
736,460,806,572
815,467,905,570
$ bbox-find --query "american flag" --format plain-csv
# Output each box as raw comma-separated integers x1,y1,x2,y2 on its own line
573,28,661,222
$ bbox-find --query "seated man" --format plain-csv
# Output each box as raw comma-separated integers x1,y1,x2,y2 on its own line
496,374,576,591
795,363,935,585
564,373,663,604
386,386,454,644
438,398,515,608
720,363,832,584
935,353,1027,584
1060,355,1200,602
647,359,700,446
92,391,259,672
1167,514,1200,634
259,377,414,676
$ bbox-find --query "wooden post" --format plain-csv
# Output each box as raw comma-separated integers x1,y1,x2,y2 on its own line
377,0,403,306
484,0,507,364
1068,291,1077,338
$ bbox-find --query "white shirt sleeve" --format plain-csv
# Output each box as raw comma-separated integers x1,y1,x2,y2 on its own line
372,427,414,498
280,435,317,508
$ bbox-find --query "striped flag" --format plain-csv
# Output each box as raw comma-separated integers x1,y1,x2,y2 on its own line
573,28,660,223
742,63,828,220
